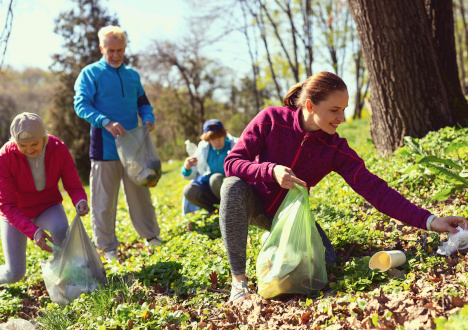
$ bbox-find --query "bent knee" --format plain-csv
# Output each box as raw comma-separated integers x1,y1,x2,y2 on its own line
221,176,249,198
183,183,201,199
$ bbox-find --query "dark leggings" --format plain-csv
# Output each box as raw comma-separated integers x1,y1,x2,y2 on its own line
183,173,224,212
219,176,336,276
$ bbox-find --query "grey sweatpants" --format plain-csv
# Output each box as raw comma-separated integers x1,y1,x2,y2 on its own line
219,176,336,276
0,203,68,284
90,160,160,252
183,173,224,212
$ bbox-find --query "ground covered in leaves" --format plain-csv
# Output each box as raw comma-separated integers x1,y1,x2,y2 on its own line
1,118,468,329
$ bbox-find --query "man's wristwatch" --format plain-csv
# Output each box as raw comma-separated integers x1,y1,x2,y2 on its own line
101,118,111,128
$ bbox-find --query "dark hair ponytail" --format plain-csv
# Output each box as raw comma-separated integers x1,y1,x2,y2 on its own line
283,72,347,109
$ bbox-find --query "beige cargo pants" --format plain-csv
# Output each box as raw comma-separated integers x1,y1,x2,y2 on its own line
90,160,160,252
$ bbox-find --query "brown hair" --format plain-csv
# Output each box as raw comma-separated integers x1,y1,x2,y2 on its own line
283,72,347,109
200,128,228,141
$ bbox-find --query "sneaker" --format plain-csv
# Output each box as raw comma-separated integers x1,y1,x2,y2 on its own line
147,236,162,247
104,250,118,261
230,281,251,305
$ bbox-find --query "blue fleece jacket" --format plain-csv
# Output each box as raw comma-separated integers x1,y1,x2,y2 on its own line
74,57,154,160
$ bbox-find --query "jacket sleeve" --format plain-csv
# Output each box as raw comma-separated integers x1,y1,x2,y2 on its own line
74,68,108,127
224,110,277,183
58,142,88,206
181,166,198,181
135,71,154,124
0,155,40,240
331,138,431,229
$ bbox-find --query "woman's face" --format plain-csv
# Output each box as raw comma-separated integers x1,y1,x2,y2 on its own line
209,136,226,150
304,89,349,134
17,138,44,158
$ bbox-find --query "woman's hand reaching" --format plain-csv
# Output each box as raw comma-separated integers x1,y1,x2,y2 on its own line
34,229,54,253
77,200,90,216
273,165,307,189
430,216,468,234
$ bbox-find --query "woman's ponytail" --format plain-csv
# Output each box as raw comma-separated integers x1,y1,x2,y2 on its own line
283,82,304,108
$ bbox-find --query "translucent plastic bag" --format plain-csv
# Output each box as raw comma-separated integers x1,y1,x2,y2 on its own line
116,126,162,187
184,139,209,176
437,226,468,256
256,184,327,299
40,214,106,306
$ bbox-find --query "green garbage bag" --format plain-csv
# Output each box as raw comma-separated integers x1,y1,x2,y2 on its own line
256,183,327,299
40,214,106,306
116,126,162,187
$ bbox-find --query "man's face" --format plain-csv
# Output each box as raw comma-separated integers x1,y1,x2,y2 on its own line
100,36,126,68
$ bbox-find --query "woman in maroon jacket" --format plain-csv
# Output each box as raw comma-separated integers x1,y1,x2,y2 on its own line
0,112,89,284
220,72,468,304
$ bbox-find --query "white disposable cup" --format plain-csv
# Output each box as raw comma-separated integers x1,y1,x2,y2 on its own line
369,250,406,272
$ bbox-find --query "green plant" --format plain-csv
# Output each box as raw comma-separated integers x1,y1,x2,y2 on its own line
397,136,468,201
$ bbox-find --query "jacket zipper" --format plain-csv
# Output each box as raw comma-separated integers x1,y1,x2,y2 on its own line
267,134,308,212
116,69,124,97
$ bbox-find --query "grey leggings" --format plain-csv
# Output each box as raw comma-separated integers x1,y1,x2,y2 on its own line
183,173,224,212
219,176,336,276
0,203,69,284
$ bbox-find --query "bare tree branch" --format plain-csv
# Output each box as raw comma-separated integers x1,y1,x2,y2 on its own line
0,0,14,70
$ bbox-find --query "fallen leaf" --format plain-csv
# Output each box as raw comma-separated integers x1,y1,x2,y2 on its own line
209,271,218,289
451,296,466,308
301,310,311,324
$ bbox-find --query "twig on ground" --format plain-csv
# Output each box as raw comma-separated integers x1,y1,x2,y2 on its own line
191,242,222,257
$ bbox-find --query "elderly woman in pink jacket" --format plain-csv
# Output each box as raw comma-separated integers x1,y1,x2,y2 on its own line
0,112,89,284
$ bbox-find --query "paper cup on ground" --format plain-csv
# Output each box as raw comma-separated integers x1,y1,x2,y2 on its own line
369,250,406,272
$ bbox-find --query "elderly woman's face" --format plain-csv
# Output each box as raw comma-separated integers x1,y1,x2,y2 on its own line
17,138,44,158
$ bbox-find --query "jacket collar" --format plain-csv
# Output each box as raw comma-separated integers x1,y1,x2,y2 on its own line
293,107,327,141
99,56,125,71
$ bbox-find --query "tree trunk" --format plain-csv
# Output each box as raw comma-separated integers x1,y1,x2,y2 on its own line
348,0,468,155
424,0,468,124
458,0,468,94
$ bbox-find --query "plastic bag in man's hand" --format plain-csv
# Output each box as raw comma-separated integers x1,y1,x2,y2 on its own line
256,183,327,299
40,214,106,306
116,126,162,187
437,226,468,256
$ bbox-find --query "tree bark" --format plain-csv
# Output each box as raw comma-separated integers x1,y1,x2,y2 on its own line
457,0,468,94
348,0,468,155
424,0,468,124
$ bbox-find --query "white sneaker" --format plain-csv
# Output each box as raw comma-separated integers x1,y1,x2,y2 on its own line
147,236,162,247
230,281,251,305
104,250,118,261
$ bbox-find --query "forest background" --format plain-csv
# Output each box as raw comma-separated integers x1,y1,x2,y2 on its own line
1,0,467,183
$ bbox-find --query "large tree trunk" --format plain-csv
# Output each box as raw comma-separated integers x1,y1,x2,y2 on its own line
348,0,468,155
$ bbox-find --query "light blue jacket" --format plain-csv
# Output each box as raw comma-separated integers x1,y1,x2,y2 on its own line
181,134,238,183
74,57,154,160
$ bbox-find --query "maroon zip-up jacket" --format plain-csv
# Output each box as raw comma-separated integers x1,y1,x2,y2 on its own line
224,106,431,229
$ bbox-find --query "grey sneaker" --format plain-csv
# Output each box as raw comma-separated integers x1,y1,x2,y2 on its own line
147,236,162,247
230,281,251,305
104,250,118,261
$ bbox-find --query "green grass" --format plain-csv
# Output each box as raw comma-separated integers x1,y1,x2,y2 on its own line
1,117,467,328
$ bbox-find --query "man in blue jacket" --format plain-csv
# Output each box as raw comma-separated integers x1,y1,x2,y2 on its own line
74,25,161,261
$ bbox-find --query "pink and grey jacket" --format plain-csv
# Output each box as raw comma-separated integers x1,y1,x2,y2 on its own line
0,135,87,239
224,106,431,229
